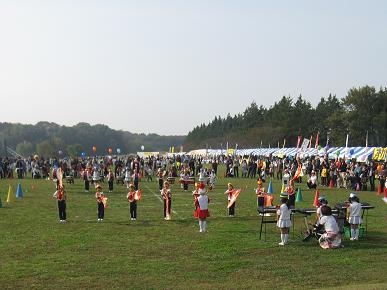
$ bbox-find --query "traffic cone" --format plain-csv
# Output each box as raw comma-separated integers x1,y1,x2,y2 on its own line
377,183,382,196
281,184,285,193
16,183,23,198
313,189,320,207
6,185,12,203
329,179,333,188
265,194,274,207
296,188,303,202
267,180,273,195
0,197,2,208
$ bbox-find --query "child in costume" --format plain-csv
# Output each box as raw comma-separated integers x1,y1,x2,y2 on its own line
125,167,132,188
208,170,217,190
276,193,292,246
53,184,67,223
182,170,190,191
256,179,265,213
127,184,137,221
83,169,91,192
161,181,172,220
92,168,100,184
198,168,207,184
318,205,342,249
194,183,210,233
286,179,296,207
316,196,328,222
132,171,140,190
107,169,114,192
157,168,165,191
347,193,362,241
95,184,105,221
225,183,236,217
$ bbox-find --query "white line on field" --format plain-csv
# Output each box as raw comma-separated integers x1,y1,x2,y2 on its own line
145,185,178,215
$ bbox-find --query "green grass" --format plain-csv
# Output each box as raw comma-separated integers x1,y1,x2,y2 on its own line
0,166,386,290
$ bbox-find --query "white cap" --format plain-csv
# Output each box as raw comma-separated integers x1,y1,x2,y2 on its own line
349,192,357,198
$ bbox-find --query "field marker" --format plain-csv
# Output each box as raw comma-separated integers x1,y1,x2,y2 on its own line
145,185,178,215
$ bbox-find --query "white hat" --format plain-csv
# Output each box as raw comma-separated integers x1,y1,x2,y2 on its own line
349,192,357,198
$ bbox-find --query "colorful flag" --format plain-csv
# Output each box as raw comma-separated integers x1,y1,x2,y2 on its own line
135,190,142,201
292,164,302,181
102,196,109,208
315,132,319,149
227,189,241,208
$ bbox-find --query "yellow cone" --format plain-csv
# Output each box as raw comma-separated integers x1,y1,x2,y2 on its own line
6,185,12,203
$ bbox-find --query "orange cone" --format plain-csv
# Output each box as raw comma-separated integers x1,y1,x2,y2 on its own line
313,189,320,207
329,179,333,188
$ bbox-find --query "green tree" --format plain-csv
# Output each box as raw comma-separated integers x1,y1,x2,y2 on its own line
16,141,34,156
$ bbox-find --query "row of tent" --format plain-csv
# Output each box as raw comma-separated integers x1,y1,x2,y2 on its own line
187,147,381,162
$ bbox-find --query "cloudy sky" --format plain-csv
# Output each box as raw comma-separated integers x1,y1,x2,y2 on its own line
0,0,386,135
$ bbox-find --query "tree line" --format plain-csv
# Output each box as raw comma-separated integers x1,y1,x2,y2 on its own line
0,122,185,158
184,86,387,150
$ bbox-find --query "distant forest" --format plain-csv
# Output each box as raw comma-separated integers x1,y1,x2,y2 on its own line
185,86,387,150
0,122,185,158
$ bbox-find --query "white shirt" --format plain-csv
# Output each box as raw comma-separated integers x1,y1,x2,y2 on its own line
349,202,362,217
319,215,339,233
309,175,317,184
276,204,291,221
197,195,209,210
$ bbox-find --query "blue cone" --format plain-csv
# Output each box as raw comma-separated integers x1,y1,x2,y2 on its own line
267,180,273,195
16,183,23,198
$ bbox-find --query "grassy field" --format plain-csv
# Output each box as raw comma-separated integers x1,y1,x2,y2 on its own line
0,166,386,290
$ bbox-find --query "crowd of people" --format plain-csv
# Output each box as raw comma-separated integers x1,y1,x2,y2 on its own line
1,153,386,193
2,152,385,249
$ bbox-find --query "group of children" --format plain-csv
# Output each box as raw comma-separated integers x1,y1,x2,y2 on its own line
276,191,364,248
53,172,366,246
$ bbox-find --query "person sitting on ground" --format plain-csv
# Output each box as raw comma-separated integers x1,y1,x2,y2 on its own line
307,171,318,189
318,205,342,249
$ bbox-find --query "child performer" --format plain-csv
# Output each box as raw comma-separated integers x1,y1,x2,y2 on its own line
316,196,328,222
225,183,236,217
208,170,217,190
318,205,342,249
256,179,265,209
276,193,292,246
107,169,114,193
95,184,105,221
286,179,296,208
132,170,140,190
158,168,165,191
127,184,137,221
84,168,91,192
182,169,190,192
198,168,207,184
161,181,172,220
347,193,362,241
125,167,132,188
53,184,67,223
194,184,210,233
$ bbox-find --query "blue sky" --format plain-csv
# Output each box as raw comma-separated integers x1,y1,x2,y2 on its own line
0,0,386,135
